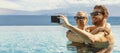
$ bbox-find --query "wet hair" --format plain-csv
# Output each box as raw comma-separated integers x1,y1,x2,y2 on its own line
77,11,88,19
94,5,109,19
76,11,88,24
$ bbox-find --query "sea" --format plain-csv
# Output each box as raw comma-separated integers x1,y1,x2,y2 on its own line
0,15,119,53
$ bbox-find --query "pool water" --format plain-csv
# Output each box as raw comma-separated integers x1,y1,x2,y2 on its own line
0,26,119,53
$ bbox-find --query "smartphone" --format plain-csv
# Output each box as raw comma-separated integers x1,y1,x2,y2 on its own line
51,16,60,23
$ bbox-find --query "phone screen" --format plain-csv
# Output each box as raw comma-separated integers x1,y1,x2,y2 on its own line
51,16,60,23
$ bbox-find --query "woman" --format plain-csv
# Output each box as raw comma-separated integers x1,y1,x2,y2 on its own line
66,11,88,44
66,11,89,52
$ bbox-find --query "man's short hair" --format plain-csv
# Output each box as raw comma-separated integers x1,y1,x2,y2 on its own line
94,5,109,19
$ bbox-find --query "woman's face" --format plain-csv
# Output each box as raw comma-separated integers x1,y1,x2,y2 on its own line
76,12,88,26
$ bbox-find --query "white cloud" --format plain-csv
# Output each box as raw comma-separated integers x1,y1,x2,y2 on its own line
0,0,120,12
0,0,22,10
92,0,120,5
16,0,59,11
65,0,120,6
0,10,12,14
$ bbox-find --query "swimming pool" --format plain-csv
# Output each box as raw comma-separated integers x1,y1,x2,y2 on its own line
0,26,119,53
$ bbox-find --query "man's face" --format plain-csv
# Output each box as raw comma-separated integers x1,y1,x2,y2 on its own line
91,9,104,26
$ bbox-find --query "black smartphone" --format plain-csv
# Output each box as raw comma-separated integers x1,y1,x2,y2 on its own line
51,16,60,23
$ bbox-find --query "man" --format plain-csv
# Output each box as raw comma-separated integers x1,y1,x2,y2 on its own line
59,5,114,53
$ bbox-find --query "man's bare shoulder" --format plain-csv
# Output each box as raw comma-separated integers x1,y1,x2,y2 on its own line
85,26,96,32
86,25,96,29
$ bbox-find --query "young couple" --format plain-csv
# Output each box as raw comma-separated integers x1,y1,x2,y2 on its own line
58,5,114,53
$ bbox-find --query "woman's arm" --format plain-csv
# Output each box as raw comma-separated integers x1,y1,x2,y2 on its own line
66,30,84,43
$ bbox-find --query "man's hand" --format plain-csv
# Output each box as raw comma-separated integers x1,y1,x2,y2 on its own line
91,27,110,35
58,15,71,28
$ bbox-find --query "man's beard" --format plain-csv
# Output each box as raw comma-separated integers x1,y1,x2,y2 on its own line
92,19,103,26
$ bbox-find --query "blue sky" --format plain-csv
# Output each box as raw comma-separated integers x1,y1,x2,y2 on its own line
0,0,120,16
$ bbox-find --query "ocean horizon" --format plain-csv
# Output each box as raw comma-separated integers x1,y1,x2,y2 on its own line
0,15,120,26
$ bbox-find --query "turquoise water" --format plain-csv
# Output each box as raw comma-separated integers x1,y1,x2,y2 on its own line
0,26,119,53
